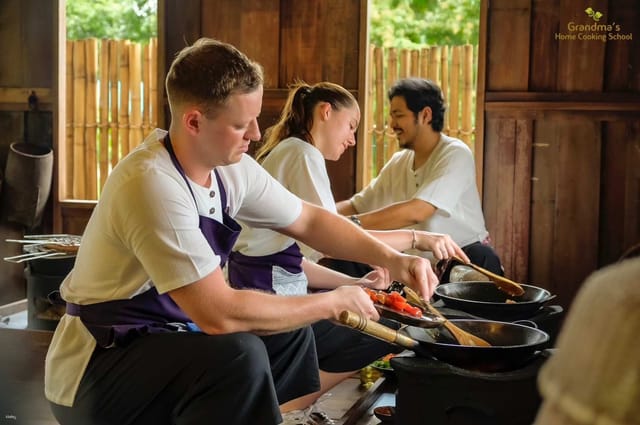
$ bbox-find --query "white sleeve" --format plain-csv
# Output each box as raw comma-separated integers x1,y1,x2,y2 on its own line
414,147,475,216
222,155,303,229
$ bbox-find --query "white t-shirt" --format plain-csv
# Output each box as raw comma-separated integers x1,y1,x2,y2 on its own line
351,134,488,248
45,129,302,406
233,137,336,262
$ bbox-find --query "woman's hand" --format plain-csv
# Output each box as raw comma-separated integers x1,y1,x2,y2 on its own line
355,266,391,290
416,231,470,262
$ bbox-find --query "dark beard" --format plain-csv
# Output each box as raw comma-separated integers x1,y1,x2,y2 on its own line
399,140,413,149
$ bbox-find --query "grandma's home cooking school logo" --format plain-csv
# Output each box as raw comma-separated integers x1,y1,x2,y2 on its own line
555,7,633,42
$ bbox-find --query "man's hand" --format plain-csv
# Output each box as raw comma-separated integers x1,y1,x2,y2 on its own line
388,254,439,299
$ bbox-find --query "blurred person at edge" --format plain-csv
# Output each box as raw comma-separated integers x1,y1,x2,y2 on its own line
534,247,640,425
334,77,502,282
228,81,468,424
44,39,438,425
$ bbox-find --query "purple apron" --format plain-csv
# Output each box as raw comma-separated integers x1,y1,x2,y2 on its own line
227,243,304,293
66,135,242,347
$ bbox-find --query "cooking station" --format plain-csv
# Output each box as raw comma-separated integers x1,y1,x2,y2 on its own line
389,299,562,425
347,276,563,425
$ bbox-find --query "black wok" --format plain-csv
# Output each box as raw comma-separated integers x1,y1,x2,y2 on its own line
435,281,556,320
405,319,550,372
339,311,549,372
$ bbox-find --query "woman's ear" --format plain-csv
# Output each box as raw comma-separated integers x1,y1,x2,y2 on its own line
318,102,332,121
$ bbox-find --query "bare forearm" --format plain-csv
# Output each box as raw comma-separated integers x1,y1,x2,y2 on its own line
336,199,357,215
302,258,358,290
282,203,397,273
354,200,436,230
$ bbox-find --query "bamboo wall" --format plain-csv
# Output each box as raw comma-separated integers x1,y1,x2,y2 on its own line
63,36,475,201
64,38,158,200
363,44,477,186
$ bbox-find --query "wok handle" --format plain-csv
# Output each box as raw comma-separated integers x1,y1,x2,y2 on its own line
339,310,420,350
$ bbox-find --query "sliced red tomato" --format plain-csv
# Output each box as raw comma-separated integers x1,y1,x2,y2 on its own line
403,304,423,317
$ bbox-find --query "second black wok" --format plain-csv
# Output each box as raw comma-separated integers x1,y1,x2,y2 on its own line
435,281,556,320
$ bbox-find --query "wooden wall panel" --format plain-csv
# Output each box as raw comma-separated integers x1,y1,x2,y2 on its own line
480,0,640,311
556,0,608,91
599,120,640,265
529,118,558,289
549,118,601,307
605,0,640,91
0,1,25,86
279,0,360,89
529,0,560,91
486,0,531,90
200,0,280,89
0,0,54,88
483,117,532,281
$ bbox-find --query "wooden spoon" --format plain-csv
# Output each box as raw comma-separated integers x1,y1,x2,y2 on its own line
452,255,525,297
402,286,491,347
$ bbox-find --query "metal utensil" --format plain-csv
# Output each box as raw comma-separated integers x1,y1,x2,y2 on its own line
3,251,66,263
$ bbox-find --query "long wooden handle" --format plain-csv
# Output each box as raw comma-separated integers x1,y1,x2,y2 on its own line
452,255,525,296
339,310,420,350
402,286,491,347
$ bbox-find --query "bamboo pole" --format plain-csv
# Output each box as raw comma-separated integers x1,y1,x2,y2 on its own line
142,41,151,136
385,48,399,163
65,40,74,200
440,46,450,134
118,40,130,158
449,46,461,139
420,47,430,79
410,49,420,77
374,46,386,176
399,49,410,79
84,38,98,200
149,37,158,128
461,44,474,146
129,42,142,152
72,39,86,199
98,39,110,194
361,43,375,187
108,40,119,167
429,46,441,86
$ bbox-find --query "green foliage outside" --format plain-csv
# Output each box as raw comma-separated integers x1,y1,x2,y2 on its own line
65,0,479,47
66,0,157,42
370,0,480,47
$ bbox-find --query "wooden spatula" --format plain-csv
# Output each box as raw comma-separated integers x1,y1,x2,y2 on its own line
452,255,525,297
403,286,491,347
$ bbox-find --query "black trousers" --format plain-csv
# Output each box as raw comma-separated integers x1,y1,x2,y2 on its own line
51,327,318,425
312,319,403,373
